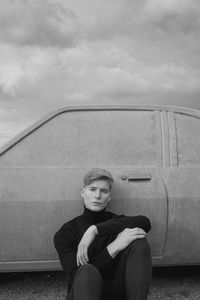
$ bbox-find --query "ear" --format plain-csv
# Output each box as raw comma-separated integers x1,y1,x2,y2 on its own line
108,193,112,202
81,187,85,198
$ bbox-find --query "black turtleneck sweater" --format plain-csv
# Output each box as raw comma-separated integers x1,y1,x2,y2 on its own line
54,207,151,290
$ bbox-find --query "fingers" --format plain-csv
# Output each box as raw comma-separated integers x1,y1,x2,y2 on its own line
129,228,146,240
77,253,87,266
118,227,146,244
125,227,146,236
76,226,97,266
76,244,89,266
132,234,146,240
132,227,146,233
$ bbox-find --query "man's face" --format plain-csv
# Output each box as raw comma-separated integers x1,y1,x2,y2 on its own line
81,179,111,212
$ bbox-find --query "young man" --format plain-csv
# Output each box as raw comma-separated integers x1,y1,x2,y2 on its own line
54,168,152,300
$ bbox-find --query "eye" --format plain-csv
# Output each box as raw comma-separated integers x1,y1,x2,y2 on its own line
102,189,109,194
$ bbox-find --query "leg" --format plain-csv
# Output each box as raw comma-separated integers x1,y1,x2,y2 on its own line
111,238,152,300
67,264,103,300
125,238,152,300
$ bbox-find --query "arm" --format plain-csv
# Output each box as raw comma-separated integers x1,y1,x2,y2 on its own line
96,214,151,235
54,228,78,283
107,227,146,258
76,225,113,270
76,214,151,266
76,225,97,266
57,225,113,274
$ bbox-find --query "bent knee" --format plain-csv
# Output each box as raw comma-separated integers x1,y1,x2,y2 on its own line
128,238,151,255
71,264,103,292
76,264,100,279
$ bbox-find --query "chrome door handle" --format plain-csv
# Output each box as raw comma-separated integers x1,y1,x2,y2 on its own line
121,173,151,181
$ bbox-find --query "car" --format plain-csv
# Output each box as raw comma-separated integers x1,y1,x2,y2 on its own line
0,105,200,272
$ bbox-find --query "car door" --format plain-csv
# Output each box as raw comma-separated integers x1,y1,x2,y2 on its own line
160,110,200,265
0,107,168,271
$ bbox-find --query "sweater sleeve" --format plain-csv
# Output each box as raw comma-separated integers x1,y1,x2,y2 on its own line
54,226,78,289
54,225,114,278
96,214,151,236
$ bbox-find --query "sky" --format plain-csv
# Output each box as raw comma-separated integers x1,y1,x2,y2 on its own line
0,0,200,145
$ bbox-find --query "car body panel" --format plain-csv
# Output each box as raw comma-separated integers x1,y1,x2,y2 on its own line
0,105,200,271
160,167,200,265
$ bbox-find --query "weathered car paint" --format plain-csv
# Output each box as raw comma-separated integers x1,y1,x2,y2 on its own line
0,105,200,271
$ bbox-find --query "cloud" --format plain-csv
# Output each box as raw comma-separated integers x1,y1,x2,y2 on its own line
0,0,200,149
92,61,200,101
0,0,79,48
141,0,200,35
0,44,62,97
54,0,142,42
57,0,200,43
1,41,200,106
44,43,200,103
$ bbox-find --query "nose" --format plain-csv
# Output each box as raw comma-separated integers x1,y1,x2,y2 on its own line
95,189,101,199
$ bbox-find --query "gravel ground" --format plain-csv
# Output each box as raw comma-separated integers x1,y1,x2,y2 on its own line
0,266,199,300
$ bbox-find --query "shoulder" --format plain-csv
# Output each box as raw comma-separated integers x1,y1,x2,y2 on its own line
54,215,81,239
105,211,120,219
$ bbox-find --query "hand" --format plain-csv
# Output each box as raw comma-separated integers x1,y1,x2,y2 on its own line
107,227,146,258
76,225,98,266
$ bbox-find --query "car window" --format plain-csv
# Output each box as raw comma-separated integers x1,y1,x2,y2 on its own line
175,113,200,165
0,110,162,167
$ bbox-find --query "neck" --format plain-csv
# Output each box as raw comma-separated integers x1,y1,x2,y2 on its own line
83,206,107,223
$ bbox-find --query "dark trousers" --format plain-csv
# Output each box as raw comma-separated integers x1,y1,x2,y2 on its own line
67,238,152,300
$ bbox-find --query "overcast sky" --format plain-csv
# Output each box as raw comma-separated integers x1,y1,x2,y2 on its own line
0,0,200,145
